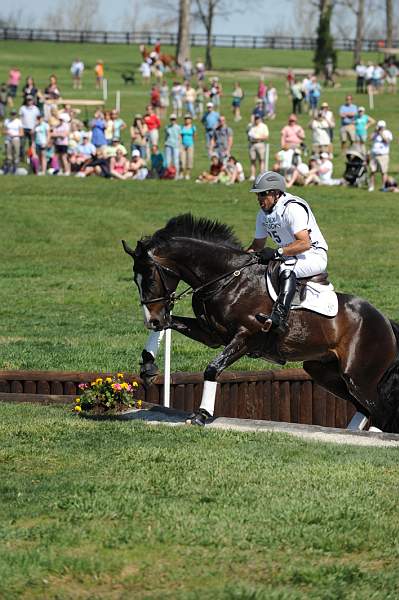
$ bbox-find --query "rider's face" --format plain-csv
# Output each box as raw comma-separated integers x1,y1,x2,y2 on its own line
257,191,276,212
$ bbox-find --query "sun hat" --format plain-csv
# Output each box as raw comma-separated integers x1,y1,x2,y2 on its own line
358,106,366,112
377,120,386,128
169,113,177,119
321,102,329,107
131,149,141,157
206,102,213,108
184,113,192,118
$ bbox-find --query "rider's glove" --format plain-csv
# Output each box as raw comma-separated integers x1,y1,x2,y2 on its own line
256,247,284,264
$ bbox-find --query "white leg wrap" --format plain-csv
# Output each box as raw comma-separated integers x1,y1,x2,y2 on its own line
199,380,218,416
347,411,368,431
368,426,383,433
144,330,165,358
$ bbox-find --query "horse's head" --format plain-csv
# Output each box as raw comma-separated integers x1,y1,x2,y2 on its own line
122,239,179,331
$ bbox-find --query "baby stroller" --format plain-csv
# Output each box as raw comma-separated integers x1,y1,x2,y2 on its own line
343,148,368,188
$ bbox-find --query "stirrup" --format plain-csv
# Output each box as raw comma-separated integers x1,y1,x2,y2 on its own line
255,312,288,334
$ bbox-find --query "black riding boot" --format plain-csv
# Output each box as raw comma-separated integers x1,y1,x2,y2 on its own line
256,270,296,334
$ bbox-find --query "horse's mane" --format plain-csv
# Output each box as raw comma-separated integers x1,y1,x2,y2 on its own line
142,213,243,251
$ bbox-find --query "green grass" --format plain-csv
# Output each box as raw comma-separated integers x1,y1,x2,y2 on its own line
1,403,399,599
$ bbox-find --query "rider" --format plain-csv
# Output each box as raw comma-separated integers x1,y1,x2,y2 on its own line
247,171,328,334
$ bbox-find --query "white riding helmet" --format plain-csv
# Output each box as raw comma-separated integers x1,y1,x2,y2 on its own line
250,171,286,194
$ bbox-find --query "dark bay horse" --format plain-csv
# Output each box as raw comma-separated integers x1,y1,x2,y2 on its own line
123,214,399,432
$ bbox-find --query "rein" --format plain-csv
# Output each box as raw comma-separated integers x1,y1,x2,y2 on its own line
140,256,259,308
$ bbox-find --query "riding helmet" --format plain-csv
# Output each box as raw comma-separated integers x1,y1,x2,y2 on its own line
250,171,286,194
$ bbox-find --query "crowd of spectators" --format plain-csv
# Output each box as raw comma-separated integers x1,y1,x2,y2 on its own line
0,54,396,192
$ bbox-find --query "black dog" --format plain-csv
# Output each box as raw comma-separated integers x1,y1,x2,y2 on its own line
121,72,135,85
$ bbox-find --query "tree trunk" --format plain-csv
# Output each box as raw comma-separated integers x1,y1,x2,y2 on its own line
205,1,214,70
176,0,191,66
314,0,336,74
354,0,365,65
386,0,393,49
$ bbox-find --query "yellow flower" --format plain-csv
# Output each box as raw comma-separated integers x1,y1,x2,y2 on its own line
121,382,129,390
136,399,142,409
75,398,81,404
105,377,112,383
95,378,103,385
91,381,96,387
132,381,139,388
74,405,82,413
117,372,124,379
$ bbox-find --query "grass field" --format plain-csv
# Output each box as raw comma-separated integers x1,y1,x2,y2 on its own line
1,403,399,599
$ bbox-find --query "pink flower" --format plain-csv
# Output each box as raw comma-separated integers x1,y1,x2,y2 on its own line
78,383,88,390
112,383,122,391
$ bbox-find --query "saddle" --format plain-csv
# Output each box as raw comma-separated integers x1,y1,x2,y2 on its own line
268,260,330,302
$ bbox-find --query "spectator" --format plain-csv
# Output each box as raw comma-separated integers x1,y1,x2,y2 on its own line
232,81,244,122
209,77,222,108
109,147,130,179
104,110,113,145
196,154,223,183
319,102,335,152
290,78,304,114
139,60,151,85
324,56,335,87
94,60,104,90
180,113,196,180
195,58,205,83
22,76,38,104
104,138,128,159
385,62,398,93
308,75,321,117
3,109,23,173
305,152,342,186
183,58,193,81
209,116,233,163
280,114,305,150
286,161,311,189
339,95,357,151
150,84,161,116
150,144,166,178
130,114,148,158
144,105,161,147
368,120,393,192
153,61,164,85
195,84,205,118
33,114,50,175
90,109,107,148
309,111,330,156
110,110,126,142
71,58,84,90
44,74,60,102
159,80,169,119
164,114,180,179
265,82,278,119
372,63,385,93
355,60,367,94
251,99,265,124
247,114,269,181
201,102,220,155
51,113,71,175
69,132,95,172
19,95,40,156
225,155,245,184
171,81,184,117
7,66,21,107
366,62,374,94
257,77,267,103
354,106,375,152
81,148,110,178
128,149,148,180
273,144,295,178
0,83,7,119
183,81,197,118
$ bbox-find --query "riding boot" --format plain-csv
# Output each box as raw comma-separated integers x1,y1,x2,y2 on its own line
256,269,296,334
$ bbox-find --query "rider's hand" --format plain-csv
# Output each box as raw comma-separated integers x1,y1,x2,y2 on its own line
256,247,278,264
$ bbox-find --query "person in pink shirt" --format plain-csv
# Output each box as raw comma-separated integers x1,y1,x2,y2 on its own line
50,113,71,175
144,105,161,147
7,67,21,107
280,114,305,149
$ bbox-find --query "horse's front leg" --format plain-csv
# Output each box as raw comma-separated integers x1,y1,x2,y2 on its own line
187,329,250,426
171,316,221,348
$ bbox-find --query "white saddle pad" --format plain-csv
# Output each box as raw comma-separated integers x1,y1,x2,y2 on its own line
267,273,338,317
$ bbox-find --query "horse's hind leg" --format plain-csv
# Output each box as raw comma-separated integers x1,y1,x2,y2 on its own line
303,359,370,428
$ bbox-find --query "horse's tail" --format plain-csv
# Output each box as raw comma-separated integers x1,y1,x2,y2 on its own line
375,320,399,432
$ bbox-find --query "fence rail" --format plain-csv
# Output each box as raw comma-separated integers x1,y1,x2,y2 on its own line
0,27,396,53
0,369,356,429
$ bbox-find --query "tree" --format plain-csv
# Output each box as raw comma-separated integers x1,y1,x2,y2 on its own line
176,0,191,65
313,0,337,73
386,0,393,48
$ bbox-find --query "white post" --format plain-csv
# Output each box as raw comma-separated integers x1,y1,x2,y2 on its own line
265,143,270,171
368,88,374,111
163,326,172,408
116,90,121,112
102,78,108,101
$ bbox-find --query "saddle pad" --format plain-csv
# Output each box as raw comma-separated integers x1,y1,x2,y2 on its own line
267,274,338,317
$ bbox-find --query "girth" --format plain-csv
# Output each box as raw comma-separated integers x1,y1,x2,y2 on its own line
297,272,330,285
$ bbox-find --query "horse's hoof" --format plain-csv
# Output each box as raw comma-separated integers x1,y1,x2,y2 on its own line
185,409,213,427
139,362,159,387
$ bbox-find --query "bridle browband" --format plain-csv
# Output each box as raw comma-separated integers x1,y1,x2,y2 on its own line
138,255,258,311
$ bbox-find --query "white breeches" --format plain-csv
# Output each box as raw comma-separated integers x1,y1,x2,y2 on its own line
281,248,328,279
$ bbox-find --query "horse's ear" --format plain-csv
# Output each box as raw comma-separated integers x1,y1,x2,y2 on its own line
122,240,135,258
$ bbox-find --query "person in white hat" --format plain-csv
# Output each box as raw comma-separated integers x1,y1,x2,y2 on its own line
369,120,393,191
201,101,220,155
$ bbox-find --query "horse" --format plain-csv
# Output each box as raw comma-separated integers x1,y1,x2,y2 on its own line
139,44,177,71
123,213,399,432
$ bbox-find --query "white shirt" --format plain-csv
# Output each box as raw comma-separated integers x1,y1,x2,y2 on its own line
356,64,367,77
236,162,245,182
318,159,333,182
366,65,374,79
71,61,84,75
248,122,269,143
140,62,151,77
255,193,328,254
4,117,22,137
277,148,294,169
19,104,40,130
371,130,393,156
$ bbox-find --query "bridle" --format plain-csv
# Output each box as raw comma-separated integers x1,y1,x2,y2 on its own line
137,255,259,313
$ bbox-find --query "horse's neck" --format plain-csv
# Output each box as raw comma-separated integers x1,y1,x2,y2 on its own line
165,239,243,286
